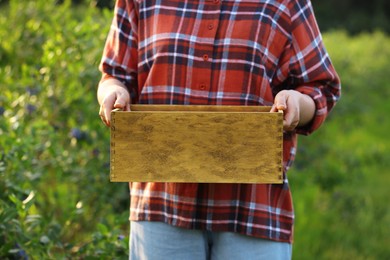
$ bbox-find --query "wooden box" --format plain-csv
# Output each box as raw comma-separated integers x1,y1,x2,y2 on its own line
110,105,283,183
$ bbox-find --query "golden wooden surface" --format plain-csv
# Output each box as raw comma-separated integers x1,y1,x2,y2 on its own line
110,105,283,183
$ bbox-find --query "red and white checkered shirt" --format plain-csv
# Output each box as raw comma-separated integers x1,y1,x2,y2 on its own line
100,0,340,243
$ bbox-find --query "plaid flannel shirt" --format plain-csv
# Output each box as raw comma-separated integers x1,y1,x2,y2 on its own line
100,0,341,243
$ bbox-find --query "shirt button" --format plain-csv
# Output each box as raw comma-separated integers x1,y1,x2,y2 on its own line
203,54,209,61
199,84,207,90
208,24,214,30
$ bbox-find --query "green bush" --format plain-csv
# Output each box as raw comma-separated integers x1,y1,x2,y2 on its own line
0,0,389,258
0,0,128,258
290,31,390,259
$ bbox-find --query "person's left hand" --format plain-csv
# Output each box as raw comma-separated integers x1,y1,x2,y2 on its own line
270,90,315,132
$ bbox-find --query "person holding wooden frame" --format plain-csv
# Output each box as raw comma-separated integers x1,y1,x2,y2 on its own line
97,0,341,259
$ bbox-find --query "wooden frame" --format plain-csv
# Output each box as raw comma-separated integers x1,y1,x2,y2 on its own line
110,105,283,183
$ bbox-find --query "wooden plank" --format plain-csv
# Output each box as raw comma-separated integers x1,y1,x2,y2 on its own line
129,104,272,112
110,105,283,183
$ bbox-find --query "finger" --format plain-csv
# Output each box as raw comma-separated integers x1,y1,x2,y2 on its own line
283,109,299,131
125,102,131,112
101,93,118,126
274,91,287,110
114,99,126,110
113,95,126,109
99,105,109,127
103,105,112,127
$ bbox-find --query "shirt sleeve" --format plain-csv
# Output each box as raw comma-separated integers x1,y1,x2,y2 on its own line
99,0,139,94
275,0,341,135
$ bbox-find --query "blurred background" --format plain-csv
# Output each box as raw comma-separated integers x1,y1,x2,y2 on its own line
0,0,389,259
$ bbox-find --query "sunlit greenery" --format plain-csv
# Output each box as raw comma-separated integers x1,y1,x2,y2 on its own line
291,31,390,259
0,0,389,258
0,0,128,258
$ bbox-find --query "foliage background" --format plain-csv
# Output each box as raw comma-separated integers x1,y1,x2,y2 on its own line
0,0,389,259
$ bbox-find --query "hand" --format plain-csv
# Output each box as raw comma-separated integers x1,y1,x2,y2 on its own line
271,90,315,132
98,78,131,127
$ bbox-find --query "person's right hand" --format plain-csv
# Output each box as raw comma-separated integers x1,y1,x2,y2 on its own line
98,78,131,127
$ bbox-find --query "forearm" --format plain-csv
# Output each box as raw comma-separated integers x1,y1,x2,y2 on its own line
297,92,315,127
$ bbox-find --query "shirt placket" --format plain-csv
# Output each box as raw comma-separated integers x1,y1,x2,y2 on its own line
191,0,221,97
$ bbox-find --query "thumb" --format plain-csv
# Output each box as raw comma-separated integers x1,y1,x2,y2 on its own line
113,95,127,110
274,92,287,110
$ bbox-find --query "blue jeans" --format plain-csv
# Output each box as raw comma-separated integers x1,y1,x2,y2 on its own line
130,221,292,260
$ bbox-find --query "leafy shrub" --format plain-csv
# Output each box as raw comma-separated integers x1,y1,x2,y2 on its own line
0,0,128,258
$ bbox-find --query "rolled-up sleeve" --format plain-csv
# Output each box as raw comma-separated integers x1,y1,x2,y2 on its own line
99,0,139,93
284,0,341,135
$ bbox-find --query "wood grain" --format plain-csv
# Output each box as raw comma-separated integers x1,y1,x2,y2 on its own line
110,105,283,183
